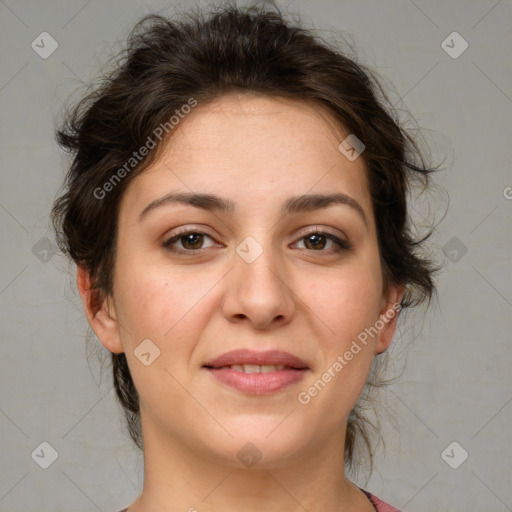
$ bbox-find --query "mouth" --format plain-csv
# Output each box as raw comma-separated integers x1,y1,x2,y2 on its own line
203,349,309,395
209,364,291,373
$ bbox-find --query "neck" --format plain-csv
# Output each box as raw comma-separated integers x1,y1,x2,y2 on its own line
126,417,374,512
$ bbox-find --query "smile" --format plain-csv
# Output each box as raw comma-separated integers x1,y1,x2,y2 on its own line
219,364,287,373
203,349,310,395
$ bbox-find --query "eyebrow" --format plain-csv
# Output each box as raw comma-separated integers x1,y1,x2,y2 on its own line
138,191,368,227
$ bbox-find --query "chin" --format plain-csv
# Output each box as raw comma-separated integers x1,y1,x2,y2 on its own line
207,417,313,469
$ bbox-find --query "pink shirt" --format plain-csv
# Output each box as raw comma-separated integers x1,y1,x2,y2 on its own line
362,489,402,511
118,490,401,511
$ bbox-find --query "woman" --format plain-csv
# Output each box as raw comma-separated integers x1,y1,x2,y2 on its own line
52,4,440,511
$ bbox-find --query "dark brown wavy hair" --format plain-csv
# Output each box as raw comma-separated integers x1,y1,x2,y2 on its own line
51,2,442,474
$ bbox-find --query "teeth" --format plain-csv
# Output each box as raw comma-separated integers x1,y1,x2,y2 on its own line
227,364,286,373
243,364,261,374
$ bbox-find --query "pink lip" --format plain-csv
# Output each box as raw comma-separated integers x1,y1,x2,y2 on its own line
203,349,309,396
203,349,308,369
206,367,307,395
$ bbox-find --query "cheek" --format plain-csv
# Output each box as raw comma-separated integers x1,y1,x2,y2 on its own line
301,262,382,407
114,253,209,338
113,269,211,410
298,277,380,426
310,263,383,347
113,263,218,376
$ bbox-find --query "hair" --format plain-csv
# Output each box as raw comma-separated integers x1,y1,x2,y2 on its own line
51,2,442,475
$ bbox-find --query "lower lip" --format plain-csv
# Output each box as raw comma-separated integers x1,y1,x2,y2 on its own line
205,367,307,395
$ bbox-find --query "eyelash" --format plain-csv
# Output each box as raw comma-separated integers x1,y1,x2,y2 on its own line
162,228,351,254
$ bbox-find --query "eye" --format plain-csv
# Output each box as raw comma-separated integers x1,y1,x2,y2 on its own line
163,230,218,252
162,228,351,255
293,230,351,253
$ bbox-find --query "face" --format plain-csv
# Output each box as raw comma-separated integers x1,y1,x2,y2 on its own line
81,93,402,469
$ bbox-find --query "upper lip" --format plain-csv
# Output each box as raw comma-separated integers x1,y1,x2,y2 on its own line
203,349,309,369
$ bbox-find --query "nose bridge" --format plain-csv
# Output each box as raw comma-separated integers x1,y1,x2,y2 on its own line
222,232,295,327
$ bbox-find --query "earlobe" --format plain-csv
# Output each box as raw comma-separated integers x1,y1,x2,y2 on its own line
375,284,404,354
76,266,125,354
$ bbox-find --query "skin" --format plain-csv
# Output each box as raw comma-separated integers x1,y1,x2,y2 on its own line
78,92,403,512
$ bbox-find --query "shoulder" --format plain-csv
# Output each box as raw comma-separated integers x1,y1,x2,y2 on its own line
360,488,402,512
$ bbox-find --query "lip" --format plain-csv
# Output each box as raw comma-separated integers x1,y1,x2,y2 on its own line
203,349,309,396
203,349,309,369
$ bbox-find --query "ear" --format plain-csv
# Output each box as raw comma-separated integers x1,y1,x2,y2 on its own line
374,284,404,355
76,266,124,354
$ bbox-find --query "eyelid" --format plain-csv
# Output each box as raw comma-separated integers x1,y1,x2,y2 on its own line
164,225,215,239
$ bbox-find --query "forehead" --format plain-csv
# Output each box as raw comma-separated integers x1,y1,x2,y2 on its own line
121,93,373,222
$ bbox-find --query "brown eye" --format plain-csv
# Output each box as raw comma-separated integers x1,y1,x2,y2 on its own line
294,231,351,252
303,233,328,250
179,233,204,250
163,231,217,252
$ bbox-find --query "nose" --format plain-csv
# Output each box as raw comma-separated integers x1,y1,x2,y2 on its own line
221,242,296,330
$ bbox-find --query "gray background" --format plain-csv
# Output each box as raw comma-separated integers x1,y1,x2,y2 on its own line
1,0,511,510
